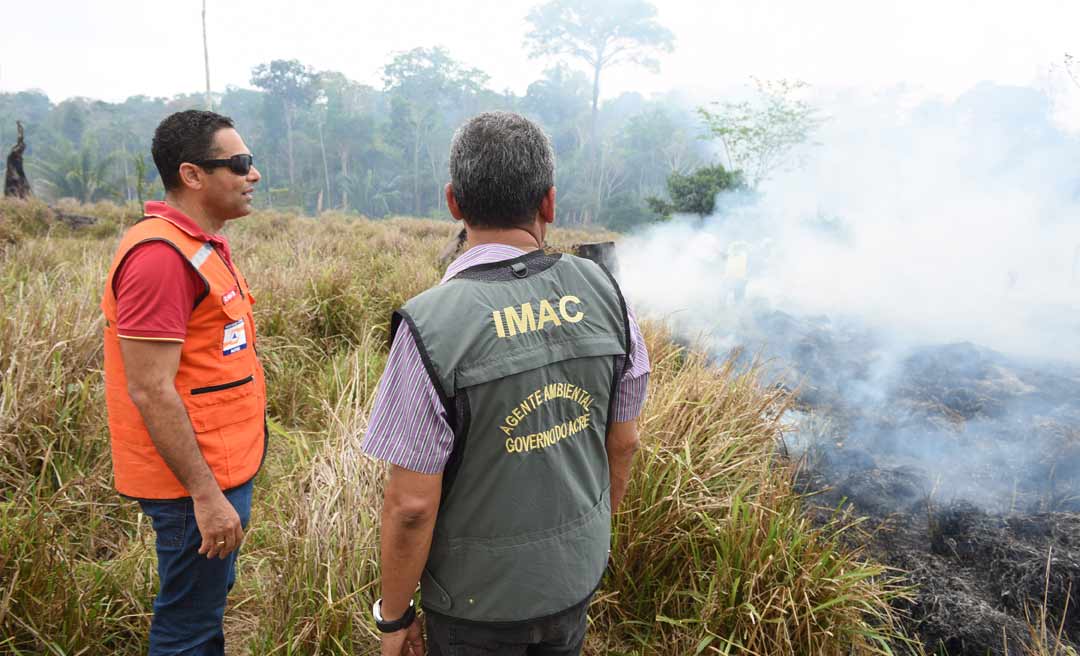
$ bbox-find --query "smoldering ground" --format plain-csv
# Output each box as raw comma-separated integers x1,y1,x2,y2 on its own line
620,80,1080,510
617,82,1080,652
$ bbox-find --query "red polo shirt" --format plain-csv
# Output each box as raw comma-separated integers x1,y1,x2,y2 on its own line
114,201,237,342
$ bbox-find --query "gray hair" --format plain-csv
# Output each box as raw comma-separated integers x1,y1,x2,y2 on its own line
448,111,555,228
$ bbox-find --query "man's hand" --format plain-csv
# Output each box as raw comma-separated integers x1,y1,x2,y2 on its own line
194,489,244,559
380,621,424,655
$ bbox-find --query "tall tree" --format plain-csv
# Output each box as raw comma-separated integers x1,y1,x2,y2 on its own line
319,71,377,210
617,105,699,196
315,100,330,213
133,153,149,207
202,0,212,109
523,0,674,157
523,64,591,154
383,47,490,215
51,100,88,145
698,78,823,188
251,59,319,186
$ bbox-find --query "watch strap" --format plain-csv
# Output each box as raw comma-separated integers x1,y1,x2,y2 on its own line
373,598,417,633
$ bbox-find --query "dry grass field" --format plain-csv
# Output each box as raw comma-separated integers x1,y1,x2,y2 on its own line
0,198,913,655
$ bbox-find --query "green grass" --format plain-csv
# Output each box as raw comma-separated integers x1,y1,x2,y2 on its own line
1,198,910,655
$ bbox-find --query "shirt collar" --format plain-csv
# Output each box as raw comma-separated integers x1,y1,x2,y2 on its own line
143,201,226,246
442,244,529,283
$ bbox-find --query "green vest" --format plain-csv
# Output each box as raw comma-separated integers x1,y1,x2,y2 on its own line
392,249,630,623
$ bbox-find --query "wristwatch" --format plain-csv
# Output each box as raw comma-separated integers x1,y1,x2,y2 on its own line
372,598,416,633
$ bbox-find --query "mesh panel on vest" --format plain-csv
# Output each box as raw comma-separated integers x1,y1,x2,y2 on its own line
452,251,561,281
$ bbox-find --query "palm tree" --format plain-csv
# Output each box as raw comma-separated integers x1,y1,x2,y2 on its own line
32,139,119,203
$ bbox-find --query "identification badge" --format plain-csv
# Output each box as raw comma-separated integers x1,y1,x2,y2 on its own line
223,319,248,355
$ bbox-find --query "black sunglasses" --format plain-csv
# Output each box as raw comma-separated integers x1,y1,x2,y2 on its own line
193,153,254,175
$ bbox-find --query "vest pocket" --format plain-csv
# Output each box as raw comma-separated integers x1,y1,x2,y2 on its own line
222,293,251,320
427,491,611,622
187,375,261,433
446,489,610,551
191,375,253,395
421,567,454,613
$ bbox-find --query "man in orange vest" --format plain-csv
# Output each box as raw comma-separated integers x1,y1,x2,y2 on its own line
101,110,266,655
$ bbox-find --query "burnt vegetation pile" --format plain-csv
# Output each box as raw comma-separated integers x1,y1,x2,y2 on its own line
818,502,1080,655
728,309,1080,653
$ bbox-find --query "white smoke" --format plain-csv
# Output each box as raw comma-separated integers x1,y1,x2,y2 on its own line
620,82,1080,364
616,82,1080,513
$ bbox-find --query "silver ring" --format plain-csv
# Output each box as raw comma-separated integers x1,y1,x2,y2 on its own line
216,540,226,545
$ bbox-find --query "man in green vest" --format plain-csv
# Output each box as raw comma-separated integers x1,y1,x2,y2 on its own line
363,111,651,655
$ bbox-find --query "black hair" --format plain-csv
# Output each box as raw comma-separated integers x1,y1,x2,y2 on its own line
151,110,235,191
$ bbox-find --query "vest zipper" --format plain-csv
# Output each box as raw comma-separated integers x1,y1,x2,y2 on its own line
191,375,253,395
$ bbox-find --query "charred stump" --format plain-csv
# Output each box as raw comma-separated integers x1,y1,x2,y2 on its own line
572,241,618,275
4,121,31,199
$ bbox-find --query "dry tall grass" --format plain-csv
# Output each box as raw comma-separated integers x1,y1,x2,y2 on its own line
592,326,908,655
1,199,907,655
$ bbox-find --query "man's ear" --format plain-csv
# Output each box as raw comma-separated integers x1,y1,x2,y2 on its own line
445,183,465,222
538,186,556,225
178,162,205,191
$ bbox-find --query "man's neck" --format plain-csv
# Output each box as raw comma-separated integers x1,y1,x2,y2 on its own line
163,193,225,235
464,224,542,252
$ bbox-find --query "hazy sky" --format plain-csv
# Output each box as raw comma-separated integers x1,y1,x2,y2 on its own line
2,0,1078,104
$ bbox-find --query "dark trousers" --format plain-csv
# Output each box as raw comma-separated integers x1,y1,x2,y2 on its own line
137,479,253,656
425,599,589,656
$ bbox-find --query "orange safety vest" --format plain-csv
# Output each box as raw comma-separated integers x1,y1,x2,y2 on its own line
101,214,267,500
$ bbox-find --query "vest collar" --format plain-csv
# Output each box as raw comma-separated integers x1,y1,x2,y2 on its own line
450,249,561,281
444,244,529,282
143,201,214,242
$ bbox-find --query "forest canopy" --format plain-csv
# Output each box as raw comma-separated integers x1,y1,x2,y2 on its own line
0,48,720,229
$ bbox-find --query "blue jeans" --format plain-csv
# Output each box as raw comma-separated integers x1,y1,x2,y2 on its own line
138,479,253,656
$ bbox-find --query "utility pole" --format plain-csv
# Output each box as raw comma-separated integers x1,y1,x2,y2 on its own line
202,0,212,110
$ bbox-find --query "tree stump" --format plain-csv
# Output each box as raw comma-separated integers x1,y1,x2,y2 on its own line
572,241,618,275
438,228,468,267
4,121,32,199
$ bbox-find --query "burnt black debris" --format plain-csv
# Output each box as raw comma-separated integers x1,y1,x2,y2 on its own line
723,308,1080,653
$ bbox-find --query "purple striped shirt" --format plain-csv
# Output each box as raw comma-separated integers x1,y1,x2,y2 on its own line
362,244,651,474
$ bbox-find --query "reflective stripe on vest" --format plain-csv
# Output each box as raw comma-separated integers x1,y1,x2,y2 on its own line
398,251,628,623
189,242,214,269
101,215,267,500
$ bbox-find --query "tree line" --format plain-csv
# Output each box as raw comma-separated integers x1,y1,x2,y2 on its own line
1,0,819,230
